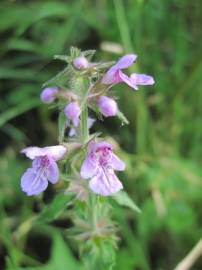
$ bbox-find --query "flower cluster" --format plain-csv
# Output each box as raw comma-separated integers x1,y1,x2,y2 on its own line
80,141,125,196
20,50,154,196
21,146,66,195
102,54,154,89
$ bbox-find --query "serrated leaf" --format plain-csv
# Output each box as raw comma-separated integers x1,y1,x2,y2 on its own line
117,110,129,125
112,191,141,213
39,193,74,222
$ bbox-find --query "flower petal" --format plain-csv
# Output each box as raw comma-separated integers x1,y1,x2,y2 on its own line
111,154,125,171
72,117,79,127
118,70,138,90
64,102,81,127
21,147,48,160
21,168,48,196
89,168,123,196
46,159,59,184
101,68,118,84
88,117,95,129
90,141,113,153
97,96,118,117
114,54,137,70
130,73,155,86
40,87,58,103
101,54,137,85
80,156,98,179
44,145,67,161
32,157,42,169
69,127,77,137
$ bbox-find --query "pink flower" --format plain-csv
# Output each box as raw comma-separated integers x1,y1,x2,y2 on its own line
80,141,125,196
73,56,89,69
102,54,155,90
97,96,118,117
20,145,67,196
40,87,59,103
64,102,81,127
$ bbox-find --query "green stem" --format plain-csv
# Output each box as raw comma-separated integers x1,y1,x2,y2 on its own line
76,75,90,143
80,103,89,143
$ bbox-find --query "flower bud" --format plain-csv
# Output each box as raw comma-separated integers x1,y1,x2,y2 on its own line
73,56,89,69
40,87,59,103
97,96,118,117
64,102,81,127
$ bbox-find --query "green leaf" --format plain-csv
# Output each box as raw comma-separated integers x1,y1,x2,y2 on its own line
49,232,83,270
83,241,116,270
39,193,74,222
111,191,141,213
12,232,83,270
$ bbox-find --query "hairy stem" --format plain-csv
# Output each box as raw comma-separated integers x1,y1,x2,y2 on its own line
80,104,89,143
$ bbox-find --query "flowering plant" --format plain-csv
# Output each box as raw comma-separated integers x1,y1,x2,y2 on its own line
20,47,154,269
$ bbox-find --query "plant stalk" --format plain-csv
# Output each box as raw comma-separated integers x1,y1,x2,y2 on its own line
80,104,89,143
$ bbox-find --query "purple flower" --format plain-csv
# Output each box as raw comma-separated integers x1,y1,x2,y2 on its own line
64,102,81,127
102,54,155,90
40,87,59,103
97,96,118,117
73,56,89,69
80,141,125,196
20,145,67,196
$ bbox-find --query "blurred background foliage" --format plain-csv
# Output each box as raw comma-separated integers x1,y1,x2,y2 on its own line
0,0,202,269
